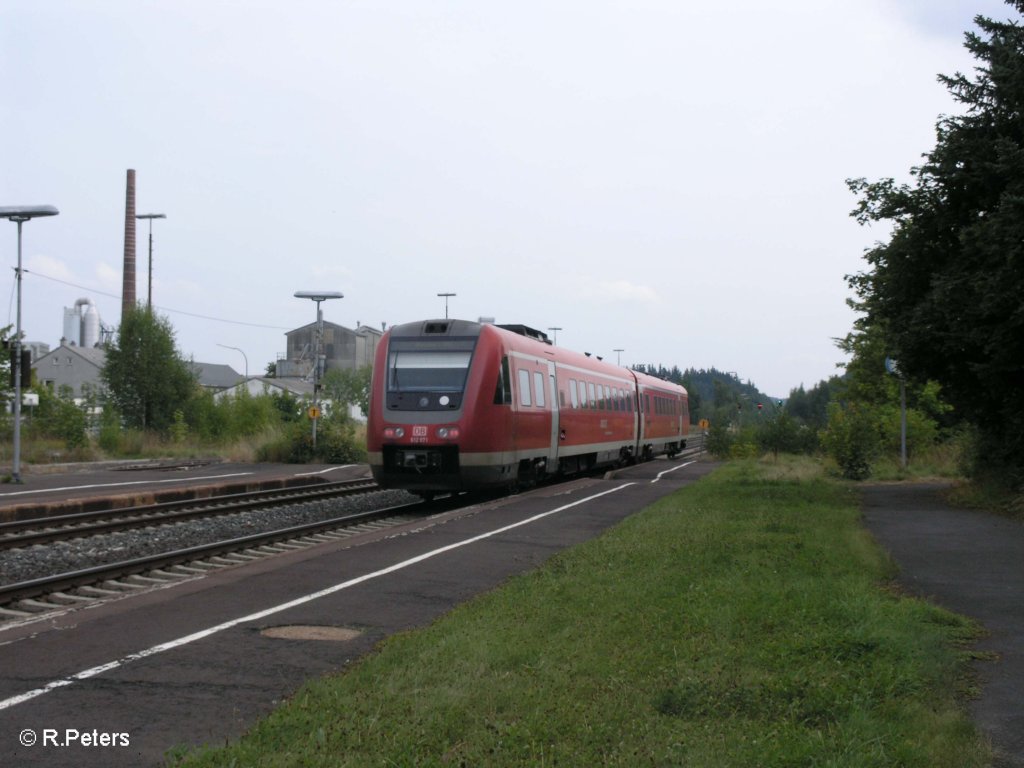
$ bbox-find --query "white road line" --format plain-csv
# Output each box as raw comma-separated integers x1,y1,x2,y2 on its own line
651,460,695,483
294,465,356,476
0,472,256,498
0,482,636,712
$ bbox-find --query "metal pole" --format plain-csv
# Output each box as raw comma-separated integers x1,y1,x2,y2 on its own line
12,219,24,483
147,221,153,309
216,344,248,379
136,214,165,312
900,378,907,469
312,301,323,449
437,292,455,319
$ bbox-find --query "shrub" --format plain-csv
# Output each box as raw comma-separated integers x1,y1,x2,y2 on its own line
820,402,881,480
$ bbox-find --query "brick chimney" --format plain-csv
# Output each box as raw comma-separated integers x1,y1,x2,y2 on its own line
122,168,137,320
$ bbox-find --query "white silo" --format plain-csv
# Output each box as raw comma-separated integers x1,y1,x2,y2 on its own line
61,298,103,347
81,300,100,347
63,306,81,344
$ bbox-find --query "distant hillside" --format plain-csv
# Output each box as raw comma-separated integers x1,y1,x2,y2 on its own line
632,364,780,423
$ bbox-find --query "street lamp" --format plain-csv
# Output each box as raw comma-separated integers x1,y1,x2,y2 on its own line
136,213,166,309
437,292,455,319
613,348,624,366
547,326,562,345
294,290,343,450
217,343,249,380
1,205,60,484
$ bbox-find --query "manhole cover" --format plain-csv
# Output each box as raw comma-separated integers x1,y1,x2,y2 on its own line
260,625,362,642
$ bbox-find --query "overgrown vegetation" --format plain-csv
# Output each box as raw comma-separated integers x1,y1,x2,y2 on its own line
696,5,1024,513
172,459,989,767
845,2,1024,490
0,316,368,468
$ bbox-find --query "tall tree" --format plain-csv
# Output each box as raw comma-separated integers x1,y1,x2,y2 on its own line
321,365,373,418
102,308,196,431
847,2,1024,475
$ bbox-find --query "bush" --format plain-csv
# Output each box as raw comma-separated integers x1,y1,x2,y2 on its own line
705,422,734,458
255,415,366,464
29,386,88,452
820,402,881,480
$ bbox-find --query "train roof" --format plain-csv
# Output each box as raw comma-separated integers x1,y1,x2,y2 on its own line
384,318,686,395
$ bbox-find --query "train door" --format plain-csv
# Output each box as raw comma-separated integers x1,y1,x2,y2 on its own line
547,360,559,469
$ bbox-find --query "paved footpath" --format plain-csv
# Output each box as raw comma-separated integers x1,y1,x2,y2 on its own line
860,482,1024,768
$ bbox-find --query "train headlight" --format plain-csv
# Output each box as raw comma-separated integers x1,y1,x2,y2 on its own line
383,427,405,439
436,427,461,439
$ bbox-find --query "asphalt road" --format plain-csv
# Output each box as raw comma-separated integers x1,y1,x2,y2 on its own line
4,467,1017,766
0,458,715,767
861,482,1024,768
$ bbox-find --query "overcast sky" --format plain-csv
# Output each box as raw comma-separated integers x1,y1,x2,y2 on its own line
1,0,1015,396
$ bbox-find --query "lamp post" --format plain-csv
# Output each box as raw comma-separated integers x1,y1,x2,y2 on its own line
135,213,166,309
294,291,343,450
613,348,624,366
436,292,455,319
1,205,60,484
217,343,249,380
547,326,561,345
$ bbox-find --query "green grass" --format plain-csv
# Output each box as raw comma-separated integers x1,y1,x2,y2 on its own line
173,458,989,767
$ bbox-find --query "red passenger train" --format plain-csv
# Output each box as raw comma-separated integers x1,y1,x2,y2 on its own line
367,319,689,495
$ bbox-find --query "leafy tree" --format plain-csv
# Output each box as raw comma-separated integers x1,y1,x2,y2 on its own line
847,3,1024,478
29,384,87,451
101,308,196,432
821,402,881,480
784,378,839,431
0,325,14,417
321,365,373,418
756,412,803,460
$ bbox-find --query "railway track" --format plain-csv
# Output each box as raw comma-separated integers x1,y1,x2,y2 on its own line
0,445,706,624
0,497,428,623
0,477,381,550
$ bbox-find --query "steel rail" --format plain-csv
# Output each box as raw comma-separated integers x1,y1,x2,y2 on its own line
0,499,425,608
0,478,381,550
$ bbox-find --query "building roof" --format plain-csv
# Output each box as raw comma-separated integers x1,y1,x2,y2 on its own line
213,376,316,401
187,361,243,389
34,344,107,369
33,345,241,391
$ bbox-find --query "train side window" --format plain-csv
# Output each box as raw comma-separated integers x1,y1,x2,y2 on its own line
579,380,587,408
588,382,596,409
518,369,532,407
605,385,614,411
569,379,579,408
645,394,651,413
560,390,566,408
533,371,545,408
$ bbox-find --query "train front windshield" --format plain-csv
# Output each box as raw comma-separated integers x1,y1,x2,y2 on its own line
386,338,477,409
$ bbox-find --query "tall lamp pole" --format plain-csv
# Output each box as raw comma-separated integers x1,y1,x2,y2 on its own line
613,348,624,366
547,327,562,345
437,292,455,319
1,205,60,484
294,291,343,450
217,343,249,380
135,213,166,309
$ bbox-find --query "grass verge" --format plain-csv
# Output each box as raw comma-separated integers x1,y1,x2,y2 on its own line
173,458,989,767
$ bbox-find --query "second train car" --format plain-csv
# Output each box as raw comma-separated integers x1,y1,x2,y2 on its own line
366,319,689,495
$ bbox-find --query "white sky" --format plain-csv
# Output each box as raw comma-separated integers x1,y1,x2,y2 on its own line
1,0,1014,396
